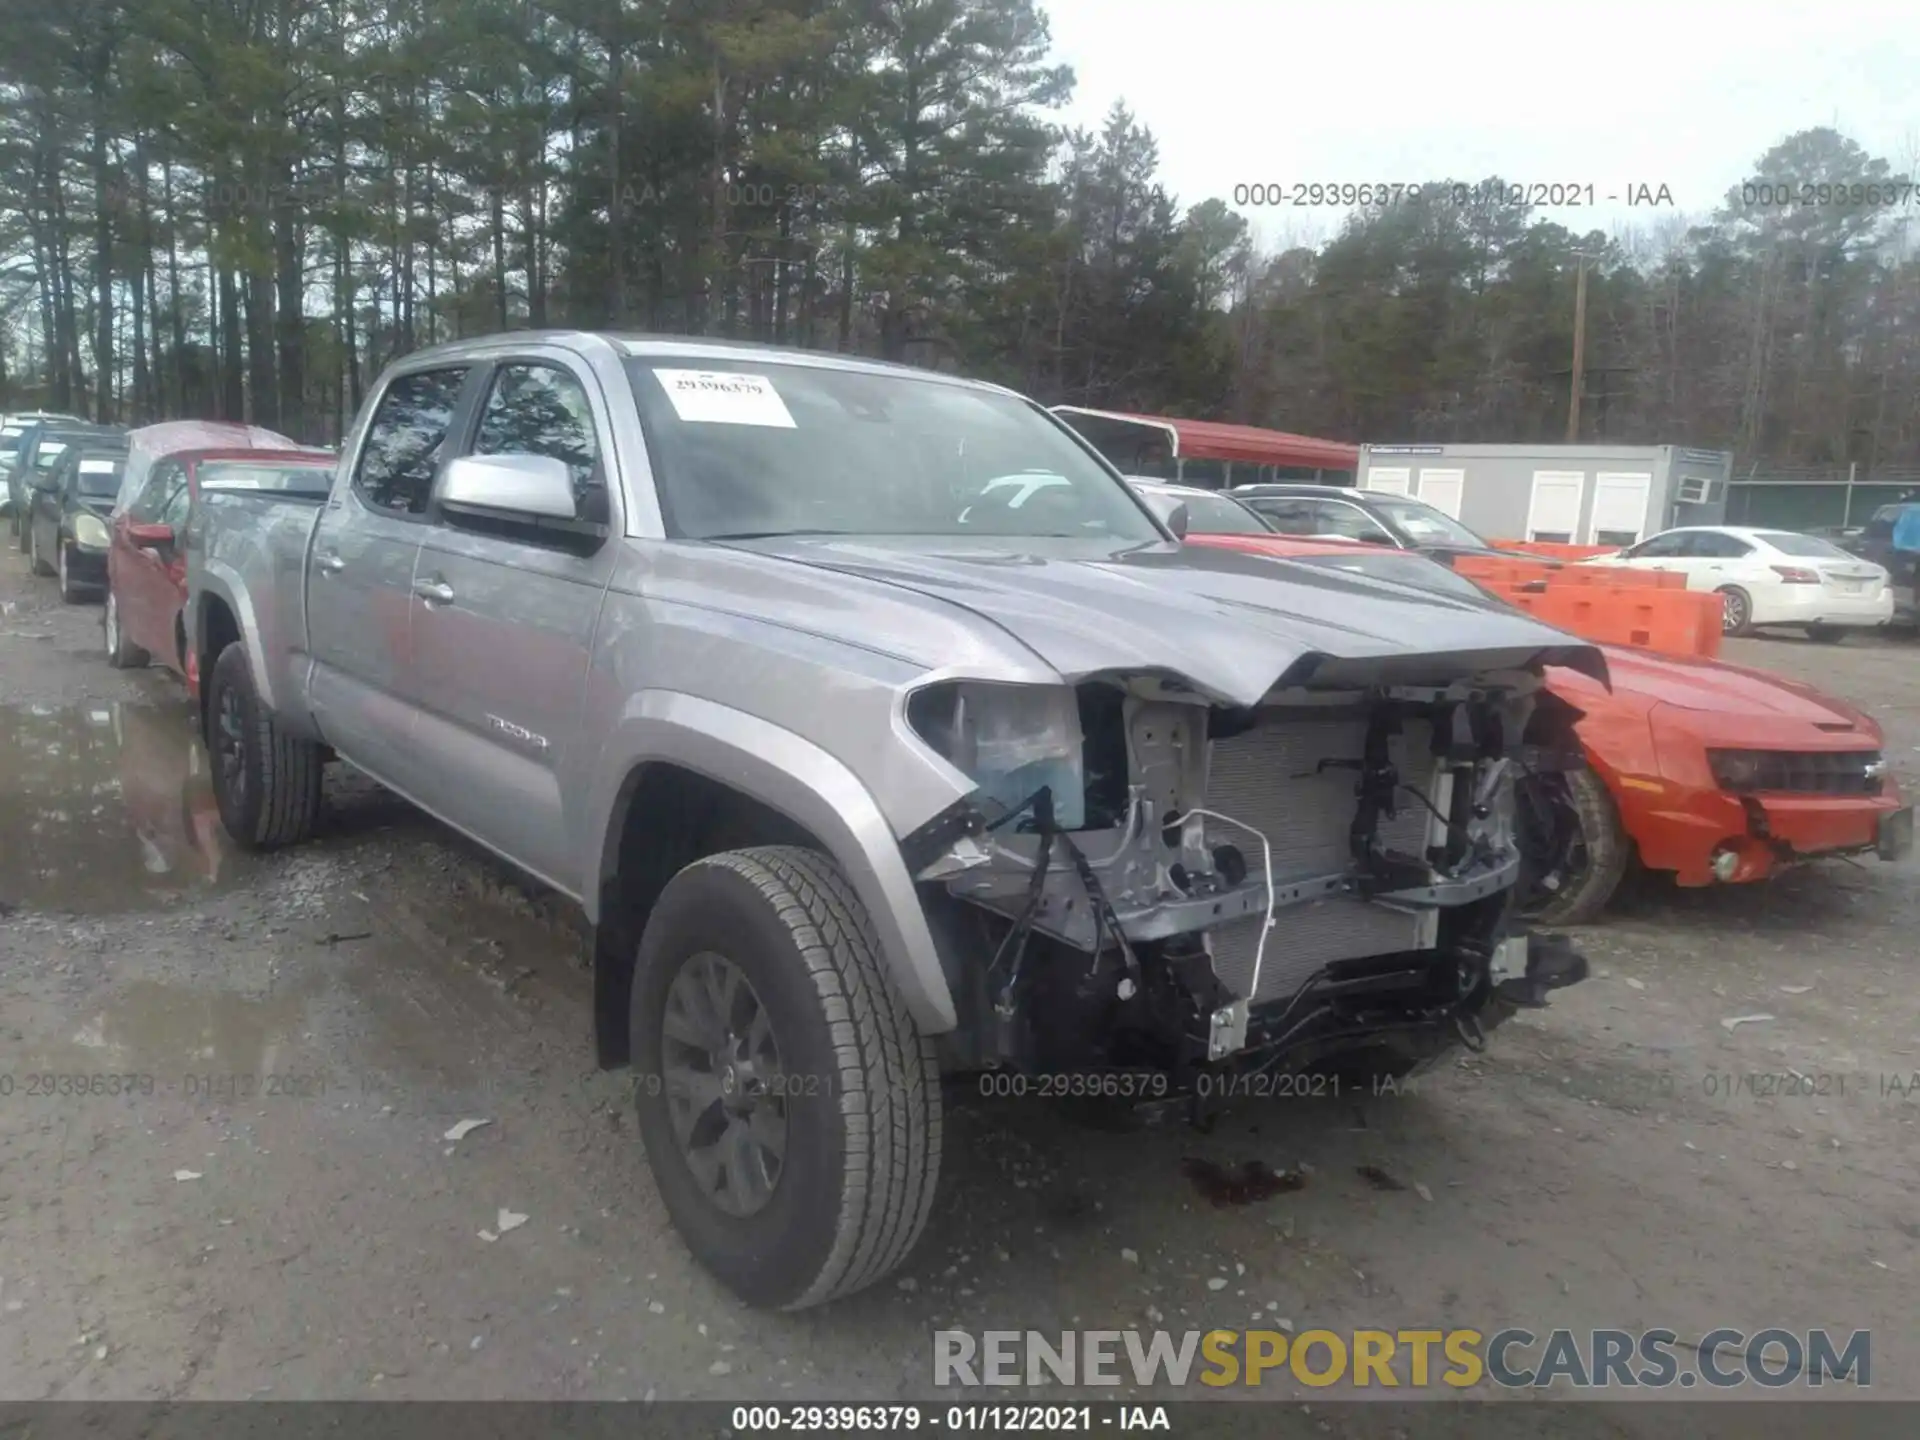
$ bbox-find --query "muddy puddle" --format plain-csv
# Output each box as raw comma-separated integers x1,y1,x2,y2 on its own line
0,700,250,914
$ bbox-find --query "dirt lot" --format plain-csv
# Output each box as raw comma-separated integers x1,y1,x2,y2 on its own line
1,537,1916,1426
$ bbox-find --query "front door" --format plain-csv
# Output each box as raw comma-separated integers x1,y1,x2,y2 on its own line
116,459,190,664
407,357,620,894
305,365,474,787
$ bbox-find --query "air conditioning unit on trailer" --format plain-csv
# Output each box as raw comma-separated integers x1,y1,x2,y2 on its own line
1674,475,1714,504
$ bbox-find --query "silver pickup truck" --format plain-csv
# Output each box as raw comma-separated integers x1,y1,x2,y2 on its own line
185,331,1604,1308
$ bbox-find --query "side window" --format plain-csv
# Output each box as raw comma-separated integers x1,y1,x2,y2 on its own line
353,367,470,515
160,475,193,528
470,363,604,512
129,462,181,521
1315,501,1394,543
1695,532,1751,559
1250,497,1316,533
1630,531,1687,558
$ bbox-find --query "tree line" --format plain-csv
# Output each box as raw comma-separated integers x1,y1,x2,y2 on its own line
2,0,1918,472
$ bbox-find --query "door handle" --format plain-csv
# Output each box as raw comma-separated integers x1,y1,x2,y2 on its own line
315,551,345,573
414,577,455,605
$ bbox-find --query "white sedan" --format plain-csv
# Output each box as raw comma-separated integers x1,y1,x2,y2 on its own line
1589,525,1894,640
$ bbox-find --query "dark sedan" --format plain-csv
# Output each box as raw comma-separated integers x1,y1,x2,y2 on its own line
26,439,128,601
9,421,125,545
1227,481,1538,564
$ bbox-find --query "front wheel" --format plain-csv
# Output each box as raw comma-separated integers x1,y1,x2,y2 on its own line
1517,765,1631,925
103,586,150,668
57,543,86,603
1717,585,1753,636
631,846,942,1309
206,641,324,849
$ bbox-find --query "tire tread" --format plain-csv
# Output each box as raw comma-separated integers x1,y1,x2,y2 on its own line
693,846,941,1309
211,642,323,849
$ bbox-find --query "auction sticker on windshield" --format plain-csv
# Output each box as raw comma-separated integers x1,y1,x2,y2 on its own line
652,368,796,428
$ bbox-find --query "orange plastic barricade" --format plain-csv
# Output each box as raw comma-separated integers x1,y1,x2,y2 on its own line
1492,540,1622,561
1548,565,1688,590
1502,585,1721,659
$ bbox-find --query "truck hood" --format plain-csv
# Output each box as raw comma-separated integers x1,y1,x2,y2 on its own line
730,536,1606,706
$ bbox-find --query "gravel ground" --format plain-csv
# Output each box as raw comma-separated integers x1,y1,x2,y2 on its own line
1,539,1915,1429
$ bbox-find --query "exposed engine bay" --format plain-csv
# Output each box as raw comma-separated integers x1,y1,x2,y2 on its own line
903,667,1592,1092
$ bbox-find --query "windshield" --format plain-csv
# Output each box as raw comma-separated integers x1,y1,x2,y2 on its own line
625,359,1163,544
73,456,127,497
198,460,336,497
1369,495,1489,548
1148,487,1273,535
1755,530,1853,559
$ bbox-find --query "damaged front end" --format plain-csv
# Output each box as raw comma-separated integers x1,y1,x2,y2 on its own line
901,661,1592,1094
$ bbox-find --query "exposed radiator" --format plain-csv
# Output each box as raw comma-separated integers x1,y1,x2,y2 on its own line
1202,715,1439,1004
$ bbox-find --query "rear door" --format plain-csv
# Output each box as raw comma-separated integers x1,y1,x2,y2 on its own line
1677,530,1758,592
306,365,476,785
406,354,620,892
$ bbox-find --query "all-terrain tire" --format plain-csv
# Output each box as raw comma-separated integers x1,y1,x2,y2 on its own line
102,585,149,668
1522,766,1632,926
631,846,942,1309
206,641,324,849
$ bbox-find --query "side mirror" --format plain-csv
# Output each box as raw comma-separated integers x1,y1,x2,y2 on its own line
439,453,576,520
128,522,175,548
1136,488,1188,538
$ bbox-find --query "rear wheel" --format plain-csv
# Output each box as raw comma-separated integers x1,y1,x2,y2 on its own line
1804,624,1847,644
1716,585,1753,636
631,846,941,1309
1517,765,1631,925
206,641,324,849
103,586,149,668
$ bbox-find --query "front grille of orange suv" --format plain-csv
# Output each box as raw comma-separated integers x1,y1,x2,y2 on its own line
1707,748,1886,796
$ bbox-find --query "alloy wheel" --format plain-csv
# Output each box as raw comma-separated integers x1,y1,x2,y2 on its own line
1721,589,1748,632
660,950,788,1218
215,682,249,815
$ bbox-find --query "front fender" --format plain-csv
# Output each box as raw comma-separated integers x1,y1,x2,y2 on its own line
582,691,958,1034
190,562,316,737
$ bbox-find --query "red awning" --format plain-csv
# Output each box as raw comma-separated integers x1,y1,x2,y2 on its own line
1052,406,1359,471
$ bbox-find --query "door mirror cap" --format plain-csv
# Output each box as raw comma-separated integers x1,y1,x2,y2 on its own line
440,454,577,520
1135,488,1189,539
127,522,175,548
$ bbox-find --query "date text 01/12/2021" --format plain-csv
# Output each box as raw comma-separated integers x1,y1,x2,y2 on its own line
1229,181,1675,209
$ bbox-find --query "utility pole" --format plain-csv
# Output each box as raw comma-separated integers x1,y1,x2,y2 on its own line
1566,253,1589,443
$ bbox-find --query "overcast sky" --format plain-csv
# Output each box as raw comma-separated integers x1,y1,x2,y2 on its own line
1040,0,1920,249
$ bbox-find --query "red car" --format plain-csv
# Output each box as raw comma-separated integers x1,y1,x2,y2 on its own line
104,447,336,692
1140,482,1914,922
